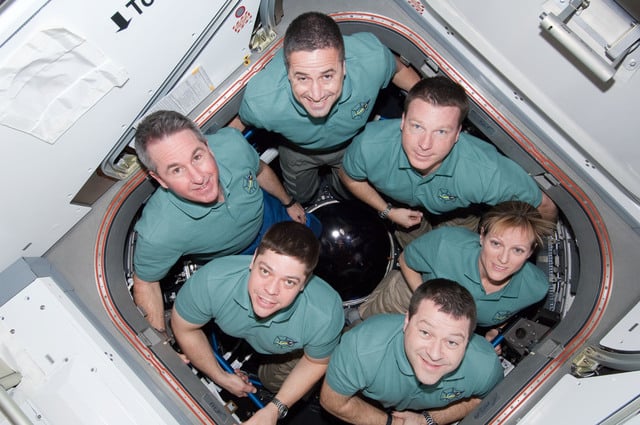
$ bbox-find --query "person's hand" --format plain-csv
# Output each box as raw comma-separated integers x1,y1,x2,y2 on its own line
485,328,502,355
389,208,423,229
286,202,307,224
217,370,257,398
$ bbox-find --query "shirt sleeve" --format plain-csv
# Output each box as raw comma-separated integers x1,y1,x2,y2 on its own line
475,350,504,398
349,32,397,89
209,127,261,179
173,265,222,325
342,129,371,181
238,51,287,129
489,155,543,207
133,231,182,282
403,231,441,277
302,285,345,359
238,92,260,129
324,328,370,396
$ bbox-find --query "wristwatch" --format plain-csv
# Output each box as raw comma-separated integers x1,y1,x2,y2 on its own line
378,203,393,219
271,397,289,419
422,410,438,425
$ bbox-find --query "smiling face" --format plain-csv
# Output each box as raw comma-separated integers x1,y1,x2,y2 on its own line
401,99,462,176
287,47,345,118
147,129,221,204
248,249,309,318
479,225,535,289
403,298,470,385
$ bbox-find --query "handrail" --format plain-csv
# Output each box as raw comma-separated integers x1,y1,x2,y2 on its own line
0,387,32,425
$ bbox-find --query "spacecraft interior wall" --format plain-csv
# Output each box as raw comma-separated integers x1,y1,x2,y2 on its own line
0,0,260,271
423,0,640,225
0,258,189,424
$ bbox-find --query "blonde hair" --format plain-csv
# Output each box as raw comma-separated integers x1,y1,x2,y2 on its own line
479,201,555,249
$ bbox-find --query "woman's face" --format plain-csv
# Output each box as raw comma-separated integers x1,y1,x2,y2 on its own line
479,225,535,287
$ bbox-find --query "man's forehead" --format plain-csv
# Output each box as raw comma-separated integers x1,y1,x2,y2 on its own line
405,100,463,126
415,299,470,336
287,48,342,66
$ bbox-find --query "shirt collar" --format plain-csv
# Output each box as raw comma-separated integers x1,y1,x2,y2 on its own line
165,189,219,219
398,139,458,180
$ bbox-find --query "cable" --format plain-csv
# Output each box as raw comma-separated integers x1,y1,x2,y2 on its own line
210,333,265,409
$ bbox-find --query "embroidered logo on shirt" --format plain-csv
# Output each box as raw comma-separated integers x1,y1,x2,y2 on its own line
440,387,465,402
351,99,371,120
437,188,458,203
273,336,297,349
243,172,258,194
493,310,511,323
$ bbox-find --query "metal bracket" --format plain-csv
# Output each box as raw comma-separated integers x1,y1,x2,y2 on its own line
503,317,552,356
572,345,640,377
250,27,277,53
540,11,616,82
606,22,640,62
540,0,640,82
251,0,281,52
0,358,21,390
555,0,590,22
138,325,174,348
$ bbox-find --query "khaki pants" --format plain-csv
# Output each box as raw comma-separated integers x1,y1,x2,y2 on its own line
395,214,481,249
358,270,413,319
257,352,302,393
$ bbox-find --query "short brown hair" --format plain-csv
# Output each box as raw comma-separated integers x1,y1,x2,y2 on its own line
404,76,469,126
408,278,477,335
256,221,320,277
283,12,345,68
134,110,207,173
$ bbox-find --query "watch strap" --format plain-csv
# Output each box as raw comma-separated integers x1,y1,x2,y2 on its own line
271,397,289,419
422,411,438,425
378,203,393,219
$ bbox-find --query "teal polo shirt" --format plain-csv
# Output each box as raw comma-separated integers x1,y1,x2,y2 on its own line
239,32,396,151
342,119,542,214
403,227,549,327
174,255,344,359
325,314,503,411
133,127,263,282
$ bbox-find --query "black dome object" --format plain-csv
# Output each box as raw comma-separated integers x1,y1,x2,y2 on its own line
310,200,394,305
